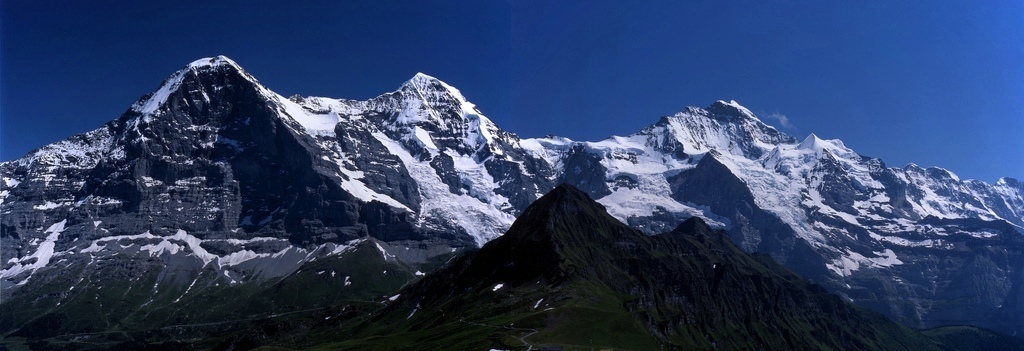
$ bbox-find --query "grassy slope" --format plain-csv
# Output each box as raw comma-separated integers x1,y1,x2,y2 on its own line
922,326,1024,351
1,240,423,350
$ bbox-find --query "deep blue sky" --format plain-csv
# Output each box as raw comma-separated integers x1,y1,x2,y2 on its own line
2,1,1022,182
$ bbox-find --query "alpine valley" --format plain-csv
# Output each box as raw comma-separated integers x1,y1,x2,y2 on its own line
2,56,1023,350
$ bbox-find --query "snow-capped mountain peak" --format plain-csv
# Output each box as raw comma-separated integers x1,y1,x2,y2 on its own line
405,72,449,90
642,101,796,159
360,73,507,161
394,72,485,123
997,177,1023,188
4,56,1024,338
796,133,849,159
130,55,267,116
707,99,760,121
798,132,823,150
188,55,241,70
398,72,471,108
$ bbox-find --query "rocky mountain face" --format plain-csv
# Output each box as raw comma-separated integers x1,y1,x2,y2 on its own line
556,102,1024,334
2,56,1023,339
221,185,1011,350
357,184,947,350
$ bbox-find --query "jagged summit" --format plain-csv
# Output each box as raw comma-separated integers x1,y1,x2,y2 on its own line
374,70,482,122
407,71,441,84
394,72,492,126
794,133,859,162
398,71,466,99
638,100,797,160
130,55,266,116
926,166,961,181
798,133,825,151
998,177,1022,187
187,55,242,70
707,99,759,121
901,163,960,180
359,69,510,164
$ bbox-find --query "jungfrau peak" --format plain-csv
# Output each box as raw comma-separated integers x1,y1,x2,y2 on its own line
2,56,1023,340
641,99,797,159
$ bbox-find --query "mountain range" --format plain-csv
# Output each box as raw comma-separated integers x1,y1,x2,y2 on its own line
221,184,969,350
2,56,1023,347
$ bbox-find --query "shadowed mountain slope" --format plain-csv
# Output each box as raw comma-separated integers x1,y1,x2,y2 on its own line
240,184,951,350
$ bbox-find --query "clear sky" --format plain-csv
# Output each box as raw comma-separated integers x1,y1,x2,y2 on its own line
2,1,1022,182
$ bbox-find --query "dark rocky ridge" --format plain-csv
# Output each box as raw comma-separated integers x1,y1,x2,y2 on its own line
317,184,948,350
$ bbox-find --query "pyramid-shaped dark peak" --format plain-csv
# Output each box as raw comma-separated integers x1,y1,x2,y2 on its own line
498,183,636,252
662,216,745,254
515,183,605,223
131,56,268,116
538,183,596,205
671,216,714,235
465,183,642,286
